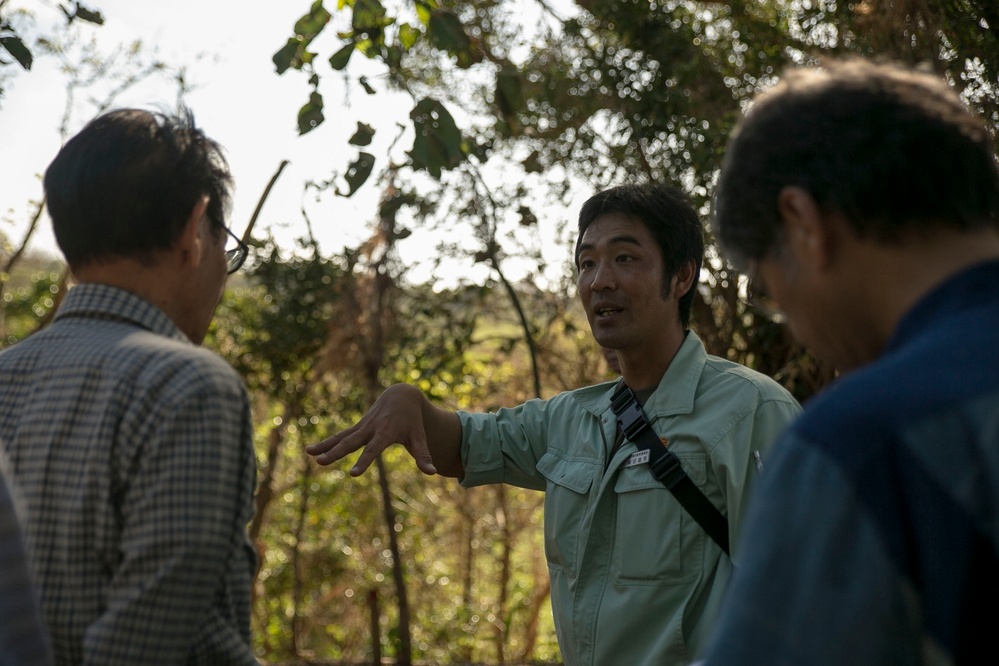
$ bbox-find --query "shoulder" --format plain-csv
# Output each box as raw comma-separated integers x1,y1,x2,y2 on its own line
698,354,799,408
87,331,250,415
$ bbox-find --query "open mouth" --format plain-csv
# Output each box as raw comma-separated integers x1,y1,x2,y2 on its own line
595,307,621,318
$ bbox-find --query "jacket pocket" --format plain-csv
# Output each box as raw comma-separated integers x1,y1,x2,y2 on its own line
537,451,597,576
612,452,707,583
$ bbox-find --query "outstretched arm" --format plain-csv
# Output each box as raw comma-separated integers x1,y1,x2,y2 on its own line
306,383,464,478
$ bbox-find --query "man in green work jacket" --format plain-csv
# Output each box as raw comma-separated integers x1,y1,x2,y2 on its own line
308,182,801,665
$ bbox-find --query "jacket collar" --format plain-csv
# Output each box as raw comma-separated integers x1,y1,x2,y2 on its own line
572,331,707,418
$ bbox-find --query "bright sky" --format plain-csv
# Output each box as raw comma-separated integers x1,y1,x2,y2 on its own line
1,0,575,286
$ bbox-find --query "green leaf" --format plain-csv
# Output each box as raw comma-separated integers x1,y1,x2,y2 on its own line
398,23,420,50
427,10,469,53
0,35,32,70
356,37,381,58
408,97,465,179
74,3,105,25
294,0,331,38
495,62,523,117
297,91,325,135
518,205,537,227
349,122,375,146
343,151,375,196
414,1,434,26
353,0,389,32
359,76,376,94
274,1,330,75
385,44,402,69
328,42,354,70
427,9,481,69
273,38,300,74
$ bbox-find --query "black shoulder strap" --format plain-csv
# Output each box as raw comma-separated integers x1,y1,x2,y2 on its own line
610,384,731,556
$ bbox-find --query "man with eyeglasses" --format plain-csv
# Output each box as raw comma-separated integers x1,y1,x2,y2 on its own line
0,109,259,664
697,58,999,665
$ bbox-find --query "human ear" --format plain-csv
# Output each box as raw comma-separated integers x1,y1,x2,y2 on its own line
177,195,210,267
672,258,698,299
776,186,834,270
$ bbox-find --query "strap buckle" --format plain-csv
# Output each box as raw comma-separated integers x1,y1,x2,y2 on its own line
649,451,685,489
610,385,650,442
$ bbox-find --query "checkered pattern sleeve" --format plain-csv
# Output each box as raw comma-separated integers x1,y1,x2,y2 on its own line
81,364,258,665
0,457,53,665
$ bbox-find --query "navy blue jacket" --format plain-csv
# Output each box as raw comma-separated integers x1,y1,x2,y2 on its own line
703,259,999,665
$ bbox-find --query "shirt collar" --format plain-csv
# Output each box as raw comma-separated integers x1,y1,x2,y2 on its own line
885,258,999,355
573,330,707,417
53,283,191,343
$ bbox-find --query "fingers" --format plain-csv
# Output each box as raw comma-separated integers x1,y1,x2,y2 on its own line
305,423,362,466
406,435,437,476
306,425,439,476
306,384,441,476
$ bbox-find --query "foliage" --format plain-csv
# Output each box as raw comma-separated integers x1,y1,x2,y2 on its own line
206,229,585,664
0,0,105,104
3,2,997,664
0,258,62,344
262,1,999,662
274,0,998,403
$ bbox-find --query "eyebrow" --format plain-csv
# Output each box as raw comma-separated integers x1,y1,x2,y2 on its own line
577,234,645,256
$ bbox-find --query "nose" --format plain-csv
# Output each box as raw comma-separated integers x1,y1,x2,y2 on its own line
589,260,615,292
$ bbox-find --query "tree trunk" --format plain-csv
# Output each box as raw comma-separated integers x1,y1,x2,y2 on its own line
368,589,382,666
375,457,411,664
290,454,312,656
493,485,511,665
515,541,551,663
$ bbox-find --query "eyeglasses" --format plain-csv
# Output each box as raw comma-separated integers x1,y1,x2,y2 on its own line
223,226,249,275
745,261,785,323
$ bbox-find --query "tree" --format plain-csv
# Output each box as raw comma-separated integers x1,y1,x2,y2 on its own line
267,1,999,662
0,0,105,104
274,0,997,403
0,5,188,343
211,220,573,662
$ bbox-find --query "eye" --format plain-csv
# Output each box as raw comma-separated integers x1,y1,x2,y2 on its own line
578,258,595,270
615,253,634,263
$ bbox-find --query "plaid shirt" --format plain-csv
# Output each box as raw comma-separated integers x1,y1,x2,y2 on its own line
0,450,53,664
0,284,258,665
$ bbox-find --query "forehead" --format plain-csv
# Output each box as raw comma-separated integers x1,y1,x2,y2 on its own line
578,211,656,251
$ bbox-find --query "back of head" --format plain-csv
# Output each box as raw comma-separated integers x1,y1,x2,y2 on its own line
44,108,233,270
576,182,704,328
714,57,999,271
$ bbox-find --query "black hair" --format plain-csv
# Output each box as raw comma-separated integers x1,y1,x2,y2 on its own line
577,182,704,328
714,57,999,271
44,108,233,269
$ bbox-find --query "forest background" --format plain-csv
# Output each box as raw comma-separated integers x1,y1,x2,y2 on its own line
1,1,997,664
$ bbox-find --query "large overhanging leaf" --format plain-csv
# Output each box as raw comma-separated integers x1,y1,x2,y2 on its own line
352,0,391,34
343,151,376,195
349,122,376,146
273,0,331,74
71,3,104,25
0,33,32,70
427,8,481,69
408,97,464,178
297,90,325,135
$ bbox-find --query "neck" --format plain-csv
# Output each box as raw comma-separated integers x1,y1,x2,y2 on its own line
844,227,999,366
71,257,198,342
617,326,687,391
